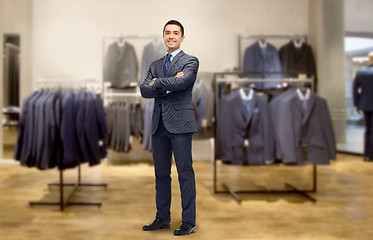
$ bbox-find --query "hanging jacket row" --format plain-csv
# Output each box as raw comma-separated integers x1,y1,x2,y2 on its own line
14,89,108,170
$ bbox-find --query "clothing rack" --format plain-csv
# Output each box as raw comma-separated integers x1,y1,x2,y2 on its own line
213,72,317,204
238,34,308,72
29,79,107,211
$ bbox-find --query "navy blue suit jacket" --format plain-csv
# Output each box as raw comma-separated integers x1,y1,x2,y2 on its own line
217,90,274,165
140,50,199,134
243,41,282,88
353,65,373,111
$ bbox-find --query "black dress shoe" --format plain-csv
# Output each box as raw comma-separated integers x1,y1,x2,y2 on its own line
173,222,196,236
142,218,171,231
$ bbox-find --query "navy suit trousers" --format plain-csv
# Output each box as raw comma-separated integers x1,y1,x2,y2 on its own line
152,113,196,226
364,111,373,158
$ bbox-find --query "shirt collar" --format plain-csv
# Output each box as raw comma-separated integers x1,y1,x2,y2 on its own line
166,48,182,62
240,88,254,100
296,88,310,100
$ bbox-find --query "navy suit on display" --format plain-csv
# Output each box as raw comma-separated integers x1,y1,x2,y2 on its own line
243,41,283,89
353,65,373,158
217,90,274,165
140,50,199,226
274,90,336,165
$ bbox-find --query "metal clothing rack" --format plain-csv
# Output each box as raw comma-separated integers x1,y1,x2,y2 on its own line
213,72,317,204
29,166,107,211
29,79,107,211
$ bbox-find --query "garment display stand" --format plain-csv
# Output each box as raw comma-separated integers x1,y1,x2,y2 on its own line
29,166,107,211
213,72,317,204
29,79,107,211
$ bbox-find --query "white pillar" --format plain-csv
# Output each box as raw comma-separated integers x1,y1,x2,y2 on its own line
309,0,347,144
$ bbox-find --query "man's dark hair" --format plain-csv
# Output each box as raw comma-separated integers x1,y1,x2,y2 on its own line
163,20,184,36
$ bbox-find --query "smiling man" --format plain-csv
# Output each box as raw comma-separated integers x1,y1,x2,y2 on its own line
140,20,199,236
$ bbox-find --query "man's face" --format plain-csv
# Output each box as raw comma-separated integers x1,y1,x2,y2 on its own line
163,24,184,52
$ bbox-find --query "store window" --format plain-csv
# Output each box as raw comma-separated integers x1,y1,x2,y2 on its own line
340,36,373,154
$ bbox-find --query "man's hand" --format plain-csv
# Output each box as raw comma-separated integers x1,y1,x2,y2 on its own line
176,72,184,78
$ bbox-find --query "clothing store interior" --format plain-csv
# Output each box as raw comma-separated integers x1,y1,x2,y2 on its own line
1,0,373,239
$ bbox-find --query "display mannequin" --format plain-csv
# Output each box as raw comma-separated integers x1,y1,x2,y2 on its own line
353,51,373,161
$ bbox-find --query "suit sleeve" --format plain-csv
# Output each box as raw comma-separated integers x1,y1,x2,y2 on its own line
140,66,168,99
352,73,360,109
261,100,274,162
153,57,199,92
277,98,297,164
321,99,336,160
218,97,233,162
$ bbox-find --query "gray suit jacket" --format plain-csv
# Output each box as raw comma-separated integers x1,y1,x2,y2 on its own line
276,91,336,165
140,50,199,134
142,101,154,151
104,41,138,88
218,90,274,165
192,81,214,130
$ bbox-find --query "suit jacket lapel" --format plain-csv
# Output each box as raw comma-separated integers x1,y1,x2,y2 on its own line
166,50,185,77
293,42,305,63
159,55,166,77
245,93,257,125
233,92,247,123
302,93,316,126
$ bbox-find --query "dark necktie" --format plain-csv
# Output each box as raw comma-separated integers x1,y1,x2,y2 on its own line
163,53,172,77
243,99,250,114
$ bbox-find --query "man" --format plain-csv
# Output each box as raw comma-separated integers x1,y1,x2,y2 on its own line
140,20,199,236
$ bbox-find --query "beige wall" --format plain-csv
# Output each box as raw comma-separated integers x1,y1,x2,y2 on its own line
3,0,33,106
1,0,32,158
345,0,373,33
31,0,309,84
309,0,346,143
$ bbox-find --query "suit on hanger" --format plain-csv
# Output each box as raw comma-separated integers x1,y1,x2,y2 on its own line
269,89,296,160
20,90,45,166
192,81,214,131
104,41,139,88
218,90,274,165
279,41,317,88
243,41,282,89
84,91,102,166
142,101,154,151
60,90,80,169
276,90,336,165
14,90,38,161
76,90,90,164
40,91,57,170
140,50,199,226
